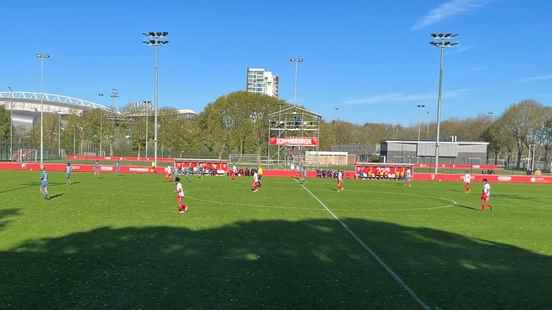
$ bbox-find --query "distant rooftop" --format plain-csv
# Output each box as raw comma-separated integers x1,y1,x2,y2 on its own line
177,109,197,115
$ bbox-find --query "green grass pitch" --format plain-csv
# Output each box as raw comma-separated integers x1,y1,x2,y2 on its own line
1,170,551,309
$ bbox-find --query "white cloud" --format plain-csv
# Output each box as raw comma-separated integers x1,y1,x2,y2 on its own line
412,0,489,31
520,74,552,83
344,89,470,105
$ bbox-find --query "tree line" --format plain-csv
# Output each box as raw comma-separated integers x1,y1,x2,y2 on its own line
1,92,551,169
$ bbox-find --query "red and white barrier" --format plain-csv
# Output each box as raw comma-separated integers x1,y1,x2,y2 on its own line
1,163,551,184
413,173,552,184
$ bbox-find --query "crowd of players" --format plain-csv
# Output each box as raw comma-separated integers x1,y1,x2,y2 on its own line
356,166,411,181
37,161,493,216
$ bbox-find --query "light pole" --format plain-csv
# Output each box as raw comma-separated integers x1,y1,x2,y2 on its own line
430,33,458,174
57,112,63,158
289,57,304,104
143,32,169,168
78,126,84,155
8,87,13,161
144,100,151,158
73,125,77,155
36,52,50,168
98,93,104,156
416,104,426,143
110,89,118,156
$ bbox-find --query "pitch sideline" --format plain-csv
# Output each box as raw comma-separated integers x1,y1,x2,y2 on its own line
298,181,432,310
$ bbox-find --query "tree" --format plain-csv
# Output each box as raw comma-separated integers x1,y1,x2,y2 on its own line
0,106,10,141
481,119,514,165
197,92,289,158
535,115,552,170
500,100,545,168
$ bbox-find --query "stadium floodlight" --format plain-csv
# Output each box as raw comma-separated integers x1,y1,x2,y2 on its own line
143,31,169,167
430,33,458,175
36,52,50,168
289,57,304,104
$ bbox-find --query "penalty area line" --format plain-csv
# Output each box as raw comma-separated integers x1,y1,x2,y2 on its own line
297,182,432,310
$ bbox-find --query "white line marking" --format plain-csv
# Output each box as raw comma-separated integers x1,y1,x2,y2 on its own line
188,195,454,213
298,182,432,310
187,196,323,211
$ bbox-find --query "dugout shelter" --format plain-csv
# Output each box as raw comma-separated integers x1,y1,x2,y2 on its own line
355,162,414,180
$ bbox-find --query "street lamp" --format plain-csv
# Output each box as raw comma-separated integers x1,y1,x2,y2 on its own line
289,57,304,104
36,52,50,168
430,33,458,174
143,31,169,168
8,87,13,161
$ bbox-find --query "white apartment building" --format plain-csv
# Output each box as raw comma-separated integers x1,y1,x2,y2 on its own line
246,68,279,98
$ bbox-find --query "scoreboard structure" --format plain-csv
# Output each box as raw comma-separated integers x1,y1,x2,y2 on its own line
268,105,321,166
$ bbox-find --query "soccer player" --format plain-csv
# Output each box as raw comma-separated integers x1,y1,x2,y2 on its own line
404,168,412,187
65,162,73,185
165,164,173,182
463,171,472,193
251,170,260,192
115,159,121,175
175,177,188,214
94,160,100,176
336,170,344,192
231,164,238,180
40,168,49,200
480,178,493,212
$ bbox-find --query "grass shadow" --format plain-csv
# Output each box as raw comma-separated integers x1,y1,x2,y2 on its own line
0,185,33,194
453,202,479,212
0,209,21,231
48,193,64,200
0,218,550,309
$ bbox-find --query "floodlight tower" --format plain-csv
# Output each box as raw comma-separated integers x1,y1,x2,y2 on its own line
36,52,50,168
143,32,169,167
430,33,458,174
289,57,304,104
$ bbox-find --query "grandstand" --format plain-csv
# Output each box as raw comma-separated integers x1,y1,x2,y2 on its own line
0,91,109,128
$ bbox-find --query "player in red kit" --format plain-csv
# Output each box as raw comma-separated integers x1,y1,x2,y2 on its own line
463,171,472,193
251,171,260,192
175,177,188,214
480,178,493,212
336,170,344,192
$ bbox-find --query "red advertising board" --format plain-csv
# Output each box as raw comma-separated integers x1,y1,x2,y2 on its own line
269,137,319,146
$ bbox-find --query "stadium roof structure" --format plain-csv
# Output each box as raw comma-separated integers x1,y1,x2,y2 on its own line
177,109,197,115
0,91,109,111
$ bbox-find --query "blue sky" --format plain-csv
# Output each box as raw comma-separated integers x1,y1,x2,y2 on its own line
2,0,552,125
